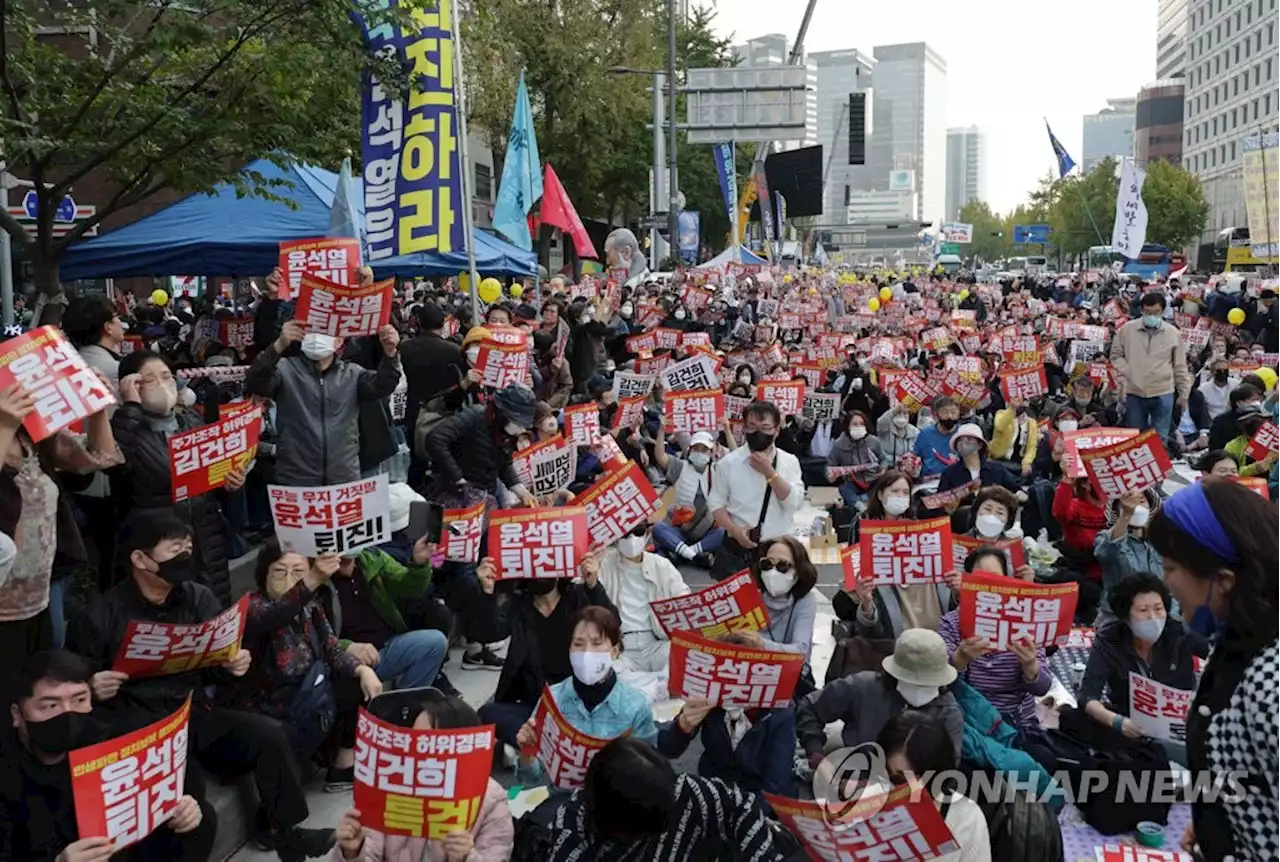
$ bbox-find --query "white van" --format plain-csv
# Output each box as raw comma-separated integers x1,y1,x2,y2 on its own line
936,254,963,274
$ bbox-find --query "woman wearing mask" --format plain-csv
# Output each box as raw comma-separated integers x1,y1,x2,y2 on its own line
876,403,920,470
936,424,1022,501
472,548,617,749
989,397,1041,479
1148,479,1278,862
1093,489,1164,626
1076,572,1207,767
111,350,243,607
833,471,956,639
448,326,490,411
752,537,818,662
1051,476,1107,619
611,300,637,336
514,606,657,786
733,364,757,391
828,410,884,509
333,692,515,862
533,330,573,409
966,486,1024,542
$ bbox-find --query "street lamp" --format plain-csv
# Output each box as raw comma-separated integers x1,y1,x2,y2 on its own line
607,64,679,270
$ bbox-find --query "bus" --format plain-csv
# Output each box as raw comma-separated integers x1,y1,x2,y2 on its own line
1214,226,1278,273
1086,244,1186,279
1005,255,1048,277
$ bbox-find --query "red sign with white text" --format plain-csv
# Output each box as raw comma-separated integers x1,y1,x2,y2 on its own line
279,237,360,301
665,388,725,436
858,517,953,586
0,326,116,442
168,406,262,502
649,568,767,637
476,335,531,390
1095,845,1194,862
487,506,588,579
611,394,646,431
953,534,1026,573
563,402,602,447
441,501,486,564
958,570,1078,649
529,686,622,789
112,596,249,677
1061,427,1139,479
667,629,804,708
999,366,1047,402
757,380,806,417
1229,476,1271,499
294,273,393,337
1081,429,1173,499
1245,420,1279,462
575,460,660,546
764,785,958,862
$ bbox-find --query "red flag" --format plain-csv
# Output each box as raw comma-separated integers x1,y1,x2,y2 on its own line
541,164,598,259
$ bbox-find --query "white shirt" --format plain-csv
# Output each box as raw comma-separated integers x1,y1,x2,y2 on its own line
615,558,657,650
673,459,712,510
939,794,992,862
809,420,835,459
706,444,805,541
1198,379,1232,420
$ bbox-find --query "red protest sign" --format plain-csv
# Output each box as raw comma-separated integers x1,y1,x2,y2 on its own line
654,327,681,351
1245,420,1279,462
625,330,658,354
921,326,952,351
611,394,646,431
858,517,953,586
1229,475,1271,499
667,629,804,708
70,696,190,849
1128,673,1192,743
476,333,531,389
1061,427,1139,479
953,534,1026,573
1096,845,1195,862
998,335,1040,364
1081,429,1172,499
563,402,601,447
757,380,806,417
529,685,622,788
765,785,958,862
649,568,767,637
113,596,249,677
840,544,861,590
279,237,361,302
352,708,494,837
958,570,1078,649
893,373,939,412
665,388,725,436
918,480,981,511
633,354,671,377
0,326,116,442
168,406,262,502
441,501,486,563
488,506,589,579
999,366,1047,402
512,434,577,498
576,460,659,546
294,273,393,337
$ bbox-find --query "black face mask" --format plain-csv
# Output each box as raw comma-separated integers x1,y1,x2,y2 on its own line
25,710,93,757
526,578,558,596
1213,371,1229,385
745,430,776,452
153,551,195,585
935,419,956,433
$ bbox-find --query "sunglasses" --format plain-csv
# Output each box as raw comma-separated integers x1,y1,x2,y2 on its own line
759,558,793,574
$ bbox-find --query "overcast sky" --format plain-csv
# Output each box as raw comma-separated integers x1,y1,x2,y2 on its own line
708,0,1157,214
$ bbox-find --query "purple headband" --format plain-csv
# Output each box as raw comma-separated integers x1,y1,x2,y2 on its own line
1161,483,1241,564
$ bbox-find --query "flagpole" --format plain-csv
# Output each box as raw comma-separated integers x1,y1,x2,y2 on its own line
450,0,482,321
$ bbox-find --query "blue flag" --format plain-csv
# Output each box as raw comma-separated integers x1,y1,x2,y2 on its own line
1045,120,1076,178
328,157,364,250
493,71,543,250
713,142,738,236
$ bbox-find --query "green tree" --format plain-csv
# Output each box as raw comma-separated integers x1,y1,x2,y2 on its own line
1048,157,1118,260
0,0,410,315
955,199,1007,263
1141,159,1210,249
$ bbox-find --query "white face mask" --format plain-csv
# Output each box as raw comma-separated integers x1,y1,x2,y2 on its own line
975,513,1006,539
892,414,910,429
674,309,687,320
852,378,864,391
883,494,910,516
504,422,526,436
616,535,646,559
301,333,337,361
897,681,940,707
738,373,753,384
569,650,614,685
761,570,796,597
1130,616,1166,642
849,425,867,440
1129,505,1150,528
688,451,711,470
1058,420,1078,433
620,304,633,318
466,346,481,365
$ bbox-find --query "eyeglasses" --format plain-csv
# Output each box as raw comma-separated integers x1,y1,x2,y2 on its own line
759,558,793,574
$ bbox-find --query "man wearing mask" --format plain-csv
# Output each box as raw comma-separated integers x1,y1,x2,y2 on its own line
400,303,464,432
0,650,215,861
245,318,402,486
707,402,805,581
1064,374,1115,428
912,396,961,479
1197,358,1234,421
1109,292,1191,438
68,512,335,861
652,430,729,564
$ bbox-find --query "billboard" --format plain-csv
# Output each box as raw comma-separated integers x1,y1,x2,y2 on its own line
888,170,915,191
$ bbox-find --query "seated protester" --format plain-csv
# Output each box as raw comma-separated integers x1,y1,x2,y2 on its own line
912,396,962,479
1029,405,1076,483
797,629,963,770
754,536,819,663
1207,383,1262,450
68,511,335,860
1077,572,1208,765
656,631,797,797
0,650,215,862
989,396,1040,479
876,403,920,469
1225,404,1278,477
545,737,791,862
514,607,657,785
940,549,1050,736
332,692,514,862
1063,373,1116,428
1094,489,1164,627
1051,476,1107,612
217,542,382,790
473,551,617,748
110,350,242,608
1196,448,1239,477
832,471,955,638
966,486,1023,542
829,410,884,508
936,423,1022,501
651,429,729,564
591,522,689,700
877,712,992,862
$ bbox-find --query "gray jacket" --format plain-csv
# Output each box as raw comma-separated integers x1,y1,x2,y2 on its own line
246,343,401,486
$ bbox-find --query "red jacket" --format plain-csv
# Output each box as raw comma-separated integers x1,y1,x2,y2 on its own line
1051,480,1106,580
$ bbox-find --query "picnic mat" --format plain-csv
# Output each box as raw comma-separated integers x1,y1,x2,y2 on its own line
1059,802,1192,861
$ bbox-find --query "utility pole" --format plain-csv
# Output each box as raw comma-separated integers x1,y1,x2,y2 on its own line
667,0,679,266
651,72,666,271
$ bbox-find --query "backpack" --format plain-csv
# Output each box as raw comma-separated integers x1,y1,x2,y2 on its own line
980,792,1064,862
282,616,336,761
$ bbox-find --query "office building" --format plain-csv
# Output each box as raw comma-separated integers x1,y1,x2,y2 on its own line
1136,80,1186,166
945,126,986,220
1158,0,1191,78
1082,98,1137,171
868,42,948,225
846,189,917,223
732,33,818,150
811,48,876,221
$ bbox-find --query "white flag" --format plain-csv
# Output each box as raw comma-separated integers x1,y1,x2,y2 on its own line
1111,158,1148,259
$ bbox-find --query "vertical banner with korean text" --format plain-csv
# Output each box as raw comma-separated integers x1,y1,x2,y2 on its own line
667,630,803,708
0,326,116,442
958,570,1078,649
268,475,391,556
113,596,250,677
649,568,766,637
488,507,589,579
169,406,262,502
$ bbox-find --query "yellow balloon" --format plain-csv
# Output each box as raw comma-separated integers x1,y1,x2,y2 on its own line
867,297,881,312
783,274,794,284
510,284,524,299
1256,367,1278,392
959,289,971,300
1227,307,1246,326
150,289,169,307
879,286,892,301
478,277,503,304
457,271,470,293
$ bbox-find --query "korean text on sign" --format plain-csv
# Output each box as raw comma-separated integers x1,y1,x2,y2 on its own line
1245,420,1280,461
1095,844,1195,862
953,534,1025,574
294,274,393,337
487,506,588,579
530,686,622,789
757,381,805,418
1081,429,1172,499
169,405,262,502
667,629,804,708
665,389,724,436
476,337,531,390
113,596,249,678
278,237,361,300
1000,366,1047,402
764,786,959,862
69,697,190,850
563,403,601,446
441,502,485,564
958,570,1079,649
352,708,493,838
1061,427,1139,479
649,568,767,637
858,517,953,587
268,474,391,556
0,326,116,442
660,354,720,392
611,371,655,400
576,460,659,546
513,435,577,498
1128,673,1192,743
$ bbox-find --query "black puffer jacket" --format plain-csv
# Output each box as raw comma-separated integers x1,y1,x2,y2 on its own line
423,405,522,492
110,403,232,606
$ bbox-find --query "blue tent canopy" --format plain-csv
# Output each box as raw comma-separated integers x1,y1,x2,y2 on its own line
695,244,769,269
60,158,537,280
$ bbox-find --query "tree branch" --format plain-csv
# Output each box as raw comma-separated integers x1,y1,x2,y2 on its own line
0,207,34,249
0,0,31,127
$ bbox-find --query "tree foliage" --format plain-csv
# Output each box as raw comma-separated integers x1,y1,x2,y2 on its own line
955,199,1007,262
0,0,409,302
1140,159,1210,250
